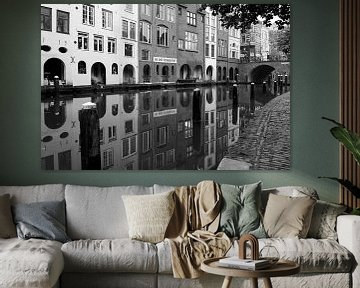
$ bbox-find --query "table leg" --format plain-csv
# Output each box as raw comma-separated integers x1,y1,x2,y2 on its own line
263,277,273,288
251,278,258,288
221,276,233,288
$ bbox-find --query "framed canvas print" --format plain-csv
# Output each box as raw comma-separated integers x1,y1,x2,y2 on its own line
40,4,290,170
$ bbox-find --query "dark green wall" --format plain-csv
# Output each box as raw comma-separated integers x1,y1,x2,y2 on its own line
0,0,340,203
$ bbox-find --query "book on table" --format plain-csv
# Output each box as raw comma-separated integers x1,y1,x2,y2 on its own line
218,257,271,270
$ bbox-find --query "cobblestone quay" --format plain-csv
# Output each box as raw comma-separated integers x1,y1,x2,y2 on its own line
219,91,290,170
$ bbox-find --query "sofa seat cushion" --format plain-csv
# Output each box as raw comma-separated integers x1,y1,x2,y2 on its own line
62,239,158,273
0,238,64,288
157,238,354,274
228,238,354,273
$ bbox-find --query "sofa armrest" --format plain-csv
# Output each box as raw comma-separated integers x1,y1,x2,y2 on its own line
337,215,360,288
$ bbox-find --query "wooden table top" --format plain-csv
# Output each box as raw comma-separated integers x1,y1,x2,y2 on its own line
201,257,300,278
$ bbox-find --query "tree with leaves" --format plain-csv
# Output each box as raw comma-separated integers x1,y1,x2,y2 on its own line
201,4,290,32
269,26,291,59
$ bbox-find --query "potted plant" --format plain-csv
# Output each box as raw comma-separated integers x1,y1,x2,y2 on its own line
320,117,360,215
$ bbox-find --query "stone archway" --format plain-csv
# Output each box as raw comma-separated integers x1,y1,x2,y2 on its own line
250,64,275,83
91,62,106,84
123,64,135,84
194,65,203,80
180,64,191,79
206,66,213,81
143,64,151,82
44,58,65,84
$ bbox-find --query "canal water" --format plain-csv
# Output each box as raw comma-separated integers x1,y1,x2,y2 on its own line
41,83,287,170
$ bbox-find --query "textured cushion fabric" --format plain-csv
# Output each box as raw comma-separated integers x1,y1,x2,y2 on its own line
0,238,64,288
61,239,158,273
307,200,347,240
158,237,353,274
259,238,353,273
263,194,316,238
123,191,175,243
12,200,70,243
61,273,157,288
65,185,153,239
0,194,16,238
261,186,319,213
0,184,65,204
153,184,176,194
218,182,266,238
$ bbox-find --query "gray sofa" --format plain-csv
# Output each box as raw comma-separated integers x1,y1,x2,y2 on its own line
0,184,359,288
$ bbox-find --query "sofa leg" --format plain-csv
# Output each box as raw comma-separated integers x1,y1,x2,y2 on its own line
263,277,273,288
251,278,258,288
221,276,232,288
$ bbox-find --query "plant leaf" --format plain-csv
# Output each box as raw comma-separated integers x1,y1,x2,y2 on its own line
319,177,360,198
330,126,360,165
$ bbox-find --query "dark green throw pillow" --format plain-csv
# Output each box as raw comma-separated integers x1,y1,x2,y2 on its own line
218,182,266,238
12,200,70,243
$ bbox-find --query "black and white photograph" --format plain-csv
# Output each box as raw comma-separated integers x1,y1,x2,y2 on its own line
40,4,291,170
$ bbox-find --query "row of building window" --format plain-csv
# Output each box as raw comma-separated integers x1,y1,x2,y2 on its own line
82,4,134,28
42,4,180,34
41,7,69,33
41,5,134,33
77,33,134,56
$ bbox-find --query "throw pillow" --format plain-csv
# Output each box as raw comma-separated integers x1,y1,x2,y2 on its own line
12,200,70,243
218,182,266,238
307,200,347,240
0,194,17,238
122,191,175,243
263,193,316,238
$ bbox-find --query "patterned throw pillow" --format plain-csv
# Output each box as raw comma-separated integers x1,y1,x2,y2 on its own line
263,193,316,238
307,200,347,240
0,194,16,238
122,191,175,243
218,182,266,238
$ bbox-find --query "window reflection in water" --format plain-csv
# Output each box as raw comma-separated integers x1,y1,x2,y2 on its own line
41,84,273,170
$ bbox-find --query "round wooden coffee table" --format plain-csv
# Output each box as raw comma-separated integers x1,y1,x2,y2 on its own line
201,257,300,288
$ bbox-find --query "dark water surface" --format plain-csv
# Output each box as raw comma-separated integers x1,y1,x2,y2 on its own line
41,84,282,170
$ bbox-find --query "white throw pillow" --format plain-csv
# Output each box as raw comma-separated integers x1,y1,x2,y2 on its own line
122,191,175,243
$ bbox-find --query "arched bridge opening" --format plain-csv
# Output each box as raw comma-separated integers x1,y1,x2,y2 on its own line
251,65,275,83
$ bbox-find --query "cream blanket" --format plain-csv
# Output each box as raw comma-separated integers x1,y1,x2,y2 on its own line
165,181,231,278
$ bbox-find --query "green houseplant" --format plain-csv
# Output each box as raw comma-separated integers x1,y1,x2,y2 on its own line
320,117,360,215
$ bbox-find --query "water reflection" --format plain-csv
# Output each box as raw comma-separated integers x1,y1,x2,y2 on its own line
41,84,278,170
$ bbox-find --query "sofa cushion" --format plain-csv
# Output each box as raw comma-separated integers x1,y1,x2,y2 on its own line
0,194,16,238
307,200,347,240
226,238,354,273
65,185,153,239
0,238,64,288
157,237,353,274
122,191,175,243
261,186,319,213
0,184,65,204
12,200,70,243
218,182,266,238
263,193,316,238
61,239,158,273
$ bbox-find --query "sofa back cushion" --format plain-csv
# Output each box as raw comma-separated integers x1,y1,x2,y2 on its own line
65,185,153,239
261,186,319,213
0,184,65,204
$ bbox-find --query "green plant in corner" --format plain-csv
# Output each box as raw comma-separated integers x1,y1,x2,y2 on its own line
319,117,360,215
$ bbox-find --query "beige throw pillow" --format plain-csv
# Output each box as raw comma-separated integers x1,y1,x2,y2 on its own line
122,191,175,243
263,193,316,238
0,194,17,238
